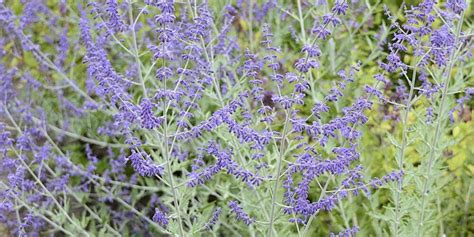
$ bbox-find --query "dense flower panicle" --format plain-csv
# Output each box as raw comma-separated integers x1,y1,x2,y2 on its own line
85,144,99,173
106,0,127,33
18,1,49,29
374,73,390,86
447,0,467,14
47,174,70,192
365,85,384,102
312,24,332,39
187,142,262,187
323,13,341,27
127,151,164,177
140,98,163,129
0,5,17,33
228,201,254,225
430,26,455,66
56,29,69,67
204,207,222,230
449,87,474,123
153,208,169,227
0,123,14,155
295,58,319,73
261,24,273,48
302,44,321,57
187,162,221,187
425,106,434,124
332,0,349,15
285,169,404,217
155,10,175,25
155,66,173,80
80,11,131,102
253,0,276,21
330,225,360,237
325,87,343,102
311,102,329,118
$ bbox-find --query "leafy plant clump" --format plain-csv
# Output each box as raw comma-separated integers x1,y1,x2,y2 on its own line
0,0,472,236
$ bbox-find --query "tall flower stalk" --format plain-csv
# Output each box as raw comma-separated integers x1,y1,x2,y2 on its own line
417,8,466,236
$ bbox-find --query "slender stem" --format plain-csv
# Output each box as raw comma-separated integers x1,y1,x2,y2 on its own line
393,39,422,236
248,0,254,50
14,199,22,233
436,195,444,235
267,110,290,237
133,5,148,26
157,5,185,234
297,0,306,43
129,0,148,99
162,120,185,236
41,120,129,148
97,15,135,57
337,196,350,229
461,180,473,237
416,11,464,236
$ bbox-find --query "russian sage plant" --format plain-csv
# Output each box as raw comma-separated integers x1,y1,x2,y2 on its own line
366,1,472,236
0,0,472,236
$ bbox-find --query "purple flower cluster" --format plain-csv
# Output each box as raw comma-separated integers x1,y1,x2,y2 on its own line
128,151,164,177
330,225,360,237
152,208,169,227
228,201,254,225
204,207,222,230
374,0,470,126
187,141,262,187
